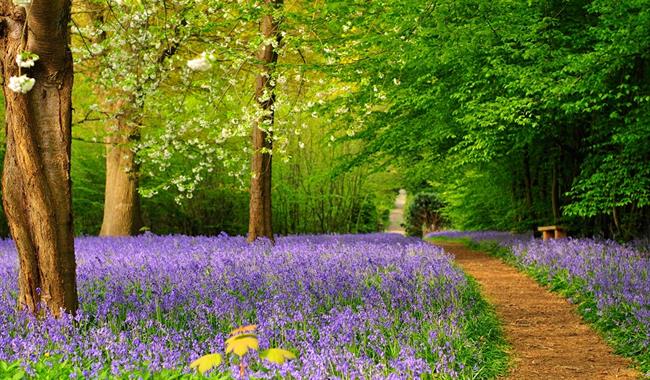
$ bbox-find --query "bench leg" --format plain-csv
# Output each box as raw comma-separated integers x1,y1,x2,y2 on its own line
542,231,553,241
555,230,567,239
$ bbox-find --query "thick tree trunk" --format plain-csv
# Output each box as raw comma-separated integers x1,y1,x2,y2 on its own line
85,4,142,237
0,1,78,316
100,113,142,236
248,0,283,243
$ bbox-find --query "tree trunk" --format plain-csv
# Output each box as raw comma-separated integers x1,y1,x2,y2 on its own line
86,4,143,237
248,0,283,243
522,148,533,209
0,1,78,316
100,110,142,236
551,163,561,223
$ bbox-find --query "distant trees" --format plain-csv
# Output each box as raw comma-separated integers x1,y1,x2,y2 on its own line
1,0,78,315
332,0,650,239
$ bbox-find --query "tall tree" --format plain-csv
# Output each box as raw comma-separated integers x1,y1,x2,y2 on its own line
76,1,191,236
0,0,78,315
99,101,143,236
248,0,283,243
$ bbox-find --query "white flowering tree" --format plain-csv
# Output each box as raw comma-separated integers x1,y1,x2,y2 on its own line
247,0,283,242
74,0,196,236
132,0,316,239
75,0,368,239
0,0,78,315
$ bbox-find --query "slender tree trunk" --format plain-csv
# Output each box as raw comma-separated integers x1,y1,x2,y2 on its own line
522,148,533,209
0,1,78,316
551,163,561,223
248,0,283,243
100,109,142,236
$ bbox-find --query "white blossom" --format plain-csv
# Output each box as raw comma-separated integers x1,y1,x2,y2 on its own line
186,52,214,72
8,75,36,94
16,52,39,68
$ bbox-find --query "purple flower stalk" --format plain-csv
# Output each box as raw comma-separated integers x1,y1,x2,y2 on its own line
0,233,484,379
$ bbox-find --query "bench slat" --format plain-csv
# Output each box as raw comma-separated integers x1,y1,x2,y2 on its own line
538,225,565,232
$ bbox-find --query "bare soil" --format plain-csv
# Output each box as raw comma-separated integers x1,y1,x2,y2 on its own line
435,242,640,380
386,189,407,235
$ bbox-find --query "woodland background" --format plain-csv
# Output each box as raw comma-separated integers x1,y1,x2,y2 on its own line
0,0,647,241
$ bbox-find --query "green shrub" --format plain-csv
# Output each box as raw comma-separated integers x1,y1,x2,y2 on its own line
404,192,446,237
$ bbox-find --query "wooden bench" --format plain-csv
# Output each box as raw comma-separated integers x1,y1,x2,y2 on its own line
537,225,567,240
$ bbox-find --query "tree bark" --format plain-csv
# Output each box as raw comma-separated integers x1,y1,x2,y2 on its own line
84,5,143,237
551,163,561,223
522,147,533,209
0,1,78,316
100,109,142,236
248,0,283,243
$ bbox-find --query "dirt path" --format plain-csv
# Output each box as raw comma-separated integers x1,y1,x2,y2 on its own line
435,242,640,380
386,190,407,235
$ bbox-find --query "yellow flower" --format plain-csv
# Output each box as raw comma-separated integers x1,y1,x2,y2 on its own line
190,353,223,375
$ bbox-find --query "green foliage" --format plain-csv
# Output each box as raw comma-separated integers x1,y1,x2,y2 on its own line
272,129,398,235
1,0,647,241
0,146,8,237
326,0,650,240
404,192,445,237
71,141,106,235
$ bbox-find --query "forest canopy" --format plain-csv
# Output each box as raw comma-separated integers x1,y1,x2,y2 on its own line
0,0,647,241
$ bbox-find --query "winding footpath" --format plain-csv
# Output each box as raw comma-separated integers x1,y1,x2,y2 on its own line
385,191,639,378
435,242,639,379
386,189,407,235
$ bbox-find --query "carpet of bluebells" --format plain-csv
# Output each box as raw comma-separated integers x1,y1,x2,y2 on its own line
428,231,650,374
0,234,506,379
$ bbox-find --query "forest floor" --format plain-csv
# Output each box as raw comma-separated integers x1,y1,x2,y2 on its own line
434,242,640,380
386,189,407,235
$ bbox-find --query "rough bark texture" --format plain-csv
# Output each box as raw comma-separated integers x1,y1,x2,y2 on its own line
0,1,78,316
100,108,142,236
248,0,283,243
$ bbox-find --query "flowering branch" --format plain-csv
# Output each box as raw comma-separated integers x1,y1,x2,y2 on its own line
8,0,37,94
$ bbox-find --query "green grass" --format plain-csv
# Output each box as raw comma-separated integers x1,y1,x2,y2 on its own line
452,276,511,379
426,237,474,245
